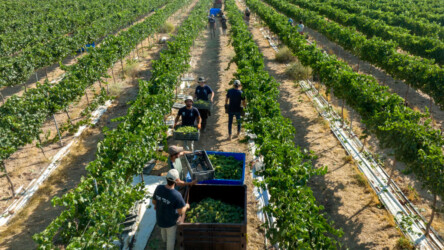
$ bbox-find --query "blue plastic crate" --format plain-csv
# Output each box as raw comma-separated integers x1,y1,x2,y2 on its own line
186,151,245,185
209,8,221,17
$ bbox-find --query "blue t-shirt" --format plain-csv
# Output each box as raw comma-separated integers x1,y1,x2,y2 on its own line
226,88,245,113
153,185,186,228
195,85,213,101
178,107,200,126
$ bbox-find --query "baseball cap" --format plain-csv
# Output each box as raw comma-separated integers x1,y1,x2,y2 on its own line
166,169,180,182
198,77,206,82
168,145,184,155
234,80,241,86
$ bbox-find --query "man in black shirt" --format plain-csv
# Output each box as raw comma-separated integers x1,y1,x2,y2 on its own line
195,77,214,132
225,80,246,140
174,96,202,129
153,169,189,250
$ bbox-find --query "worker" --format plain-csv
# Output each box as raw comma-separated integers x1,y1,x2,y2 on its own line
194,77,214,132
221,15,228,36
297,20,305,35
152,169,190,250
288,18,294,26
208,14,216,38
225,80,246,140
167,145,197,191
244,8,251,24
174,96,201,130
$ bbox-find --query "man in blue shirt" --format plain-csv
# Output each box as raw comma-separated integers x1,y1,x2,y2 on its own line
174,96,202,129
195,77,214,132
225,80,246,140
152,169,189,250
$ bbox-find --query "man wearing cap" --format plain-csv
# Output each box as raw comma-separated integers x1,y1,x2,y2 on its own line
195,77,214,132
152,169,190,250
225,80,246,140
174,96,202,129
168,145,197,190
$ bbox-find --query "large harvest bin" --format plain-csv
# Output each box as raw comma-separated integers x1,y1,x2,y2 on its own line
173,125,200,141
182,151,215,182
187,151,245,185
178,185,247,250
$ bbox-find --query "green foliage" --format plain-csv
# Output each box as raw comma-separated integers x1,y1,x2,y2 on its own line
194,99,210,105
0,0,175,166
396,237,415,250
225,0,343,248
287,0,444,64
186,198,244,223
159,22,175,33
0,0,167,87
32,0,213,247
247,0,443,200
208,154,243,179
274,46,294,63
265,0,444,109
285,61,312,81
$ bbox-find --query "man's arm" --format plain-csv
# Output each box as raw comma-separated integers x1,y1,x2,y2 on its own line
152,199,157,210
242,99,246,107
176,178,197,187
177,203,190,216
197,115,202,129
174,113,181,128
210,91,215,102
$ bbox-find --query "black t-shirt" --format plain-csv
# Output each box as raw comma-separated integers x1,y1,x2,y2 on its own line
226,88,245,113
221,18,227,29
178,107,200,126
209,17,216,25
195,85,213,101
153,185,186,228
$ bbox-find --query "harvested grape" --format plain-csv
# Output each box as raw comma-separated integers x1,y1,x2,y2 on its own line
176,126,198,133
186,198,244,223
208,154,243,179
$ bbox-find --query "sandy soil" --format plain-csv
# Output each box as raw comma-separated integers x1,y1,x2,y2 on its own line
145,7,266,250
0,2,199,249
238,2,403,248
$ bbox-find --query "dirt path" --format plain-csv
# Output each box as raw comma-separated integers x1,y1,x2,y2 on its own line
237,2,403,248
0,2,199,249
146,6,266,250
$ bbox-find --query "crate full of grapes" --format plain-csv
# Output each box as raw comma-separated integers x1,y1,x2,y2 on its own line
177,184,247,249
173,125,200,141
187,151,245,185
193,99,212,111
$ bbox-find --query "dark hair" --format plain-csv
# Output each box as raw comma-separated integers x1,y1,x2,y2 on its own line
299,20,303,23
167,179,176,186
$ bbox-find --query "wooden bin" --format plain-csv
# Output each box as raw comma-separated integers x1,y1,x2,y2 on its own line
177,185,247,250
